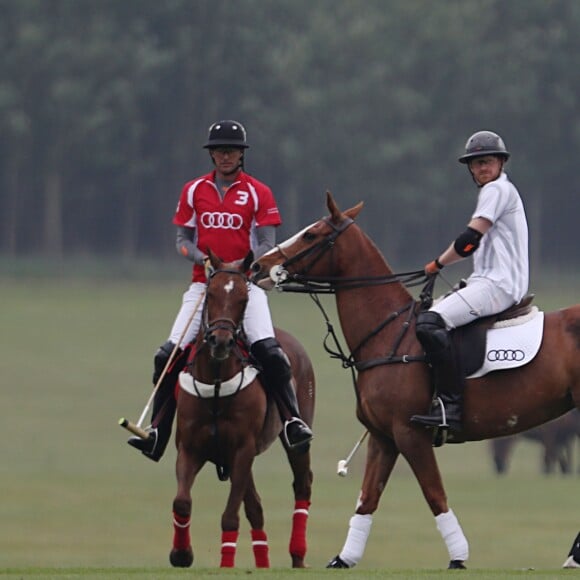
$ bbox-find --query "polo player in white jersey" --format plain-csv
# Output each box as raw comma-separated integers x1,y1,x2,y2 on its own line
411,130,529,432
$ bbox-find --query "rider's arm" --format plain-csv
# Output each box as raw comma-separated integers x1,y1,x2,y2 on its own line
253,225,276,259
176,226,207,264
432,217,492,269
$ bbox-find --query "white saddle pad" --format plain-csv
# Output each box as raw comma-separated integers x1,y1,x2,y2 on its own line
179,366,259,398
468,307,544,378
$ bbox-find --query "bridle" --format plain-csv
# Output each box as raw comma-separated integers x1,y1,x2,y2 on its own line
200,268,250,360
268,216,429,294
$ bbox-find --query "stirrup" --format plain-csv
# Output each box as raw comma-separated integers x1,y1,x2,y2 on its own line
283,417,313,449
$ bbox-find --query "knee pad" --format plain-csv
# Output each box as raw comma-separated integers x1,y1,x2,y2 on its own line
251,337,292,383
153,341,177,384
416,311,450,353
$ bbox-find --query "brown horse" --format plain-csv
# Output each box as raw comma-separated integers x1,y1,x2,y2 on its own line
170,250,314,569
251,191,580,569
490,409,580,475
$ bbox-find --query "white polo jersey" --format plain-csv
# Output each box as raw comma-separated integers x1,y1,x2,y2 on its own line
469,172,529,302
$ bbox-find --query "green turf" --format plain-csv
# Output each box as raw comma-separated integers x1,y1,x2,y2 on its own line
0,274,578,577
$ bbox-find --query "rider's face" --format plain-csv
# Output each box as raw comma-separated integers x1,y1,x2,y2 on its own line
468,155,503,186
210,147,244,177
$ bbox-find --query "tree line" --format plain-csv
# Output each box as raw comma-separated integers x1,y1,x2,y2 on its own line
1,0,578,269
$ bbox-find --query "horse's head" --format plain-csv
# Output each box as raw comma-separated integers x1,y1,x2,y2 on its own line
251,191,363,290
203,249,254,361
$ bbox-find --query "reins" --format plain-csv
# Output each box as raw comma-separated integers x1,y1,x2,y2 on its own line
271,217,438,384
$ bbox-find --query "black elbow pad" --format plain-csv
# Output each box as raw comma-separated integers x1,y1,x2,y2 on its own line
453,227,483,257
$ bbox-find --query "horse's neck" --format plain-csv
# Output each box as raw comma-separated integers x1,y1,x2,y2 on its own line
335,229,413,351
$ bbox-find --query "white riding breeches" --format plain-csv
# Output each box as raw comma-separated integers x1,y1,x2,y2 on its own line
168,281,275,348
431,277,515,329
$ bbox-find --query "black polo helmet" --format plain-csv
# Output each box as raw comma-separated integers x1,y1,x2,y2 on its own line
458,131,510,163
203,120,249,149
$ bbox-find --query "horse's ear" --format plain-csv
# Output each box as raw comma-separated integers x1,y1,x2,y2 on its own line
345,201,364,219
207,247,222,270
242,250,254,273
326,190,363,221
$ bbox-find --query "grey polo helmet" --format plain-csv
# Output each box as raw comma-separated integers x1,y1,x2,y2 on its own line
459,131,510,163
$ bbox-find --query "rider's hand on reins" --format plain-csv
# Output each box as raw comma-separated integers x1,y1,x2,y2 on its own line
425,257,444,276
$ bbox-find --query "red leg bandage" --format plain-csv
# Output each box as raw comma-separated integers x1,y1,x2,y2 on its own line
220,530,238,568
289,500,310,559
251,528,270,568
172,511,191,551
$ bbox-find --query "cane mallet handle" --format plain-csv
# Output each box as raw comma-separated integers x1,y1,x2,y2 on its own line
118,417,150,439
118,290,206,436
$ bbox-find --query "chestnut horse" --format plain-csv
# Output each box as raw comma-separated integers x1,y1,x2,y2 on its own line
251,192,580,569
170,250,314,569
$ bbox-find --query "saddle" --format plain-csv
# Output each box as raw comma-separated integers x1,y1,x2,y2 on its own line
453,294,535,377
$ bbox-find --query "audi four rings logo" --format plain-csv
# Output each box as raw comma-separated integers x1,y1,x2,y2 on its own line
200,212,243,229
486,349,525,362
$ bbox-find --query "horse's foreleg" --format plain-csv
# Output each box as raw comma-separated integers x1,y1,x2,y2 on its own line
399,429,468,568
242,473,269,568
286,447,313,568
328,434,399,568
170,446,204,568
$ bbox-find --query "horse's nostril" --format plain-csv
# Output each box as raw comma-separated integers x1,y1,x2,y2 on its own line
251,262,261,273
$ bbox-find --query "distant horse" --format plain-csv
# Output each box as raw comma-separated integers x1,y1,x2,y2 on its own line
251,191,580,569
170,250,315,569
490,409,580,475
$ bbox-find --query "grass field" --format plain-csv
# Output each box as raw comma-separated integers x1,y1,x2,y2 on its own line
0,266,578,578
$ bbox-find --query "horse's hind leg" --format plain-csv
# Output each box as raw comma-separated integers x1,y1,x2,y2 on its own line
170,448,204,568
243,472,270,568
285,445,313,568
220,446,256,568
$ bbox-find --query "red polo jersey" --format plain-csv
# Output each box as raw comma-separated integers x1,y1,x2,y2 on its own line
173,170,281,282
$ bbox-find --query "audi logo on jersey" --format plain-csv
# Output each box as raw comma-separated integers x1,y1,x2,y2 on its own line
486,349,525,362
200,212,244,229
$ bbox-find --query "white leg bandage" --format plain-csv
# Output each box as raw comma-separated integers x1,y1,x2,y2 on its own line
435,509,469,562
338,513,373,567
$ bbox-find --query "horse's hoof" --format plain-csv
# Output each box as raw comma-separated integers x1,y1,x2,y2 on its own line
170,547,194,567
326,555,349,568
448,559,466,569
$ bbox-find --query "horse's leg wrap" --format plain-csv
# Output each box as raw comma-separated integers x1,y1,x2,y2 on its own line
172,511,191,551
289,500,310,561
435,509,469,563
251,529,270,568
337,513,373,567
220,530,238,568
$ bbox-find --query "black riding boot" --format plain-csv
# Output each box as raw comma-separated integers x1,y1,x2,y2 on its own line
127,341,184,462
411,311,464,432
251,337,313,450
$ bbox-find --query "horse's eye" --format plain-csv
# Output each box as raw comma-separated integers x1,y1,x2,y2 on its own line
303,231,316,241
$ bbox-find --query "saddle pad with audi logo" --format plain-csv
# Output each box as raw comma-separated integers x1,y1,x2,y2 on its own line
468,306,544,378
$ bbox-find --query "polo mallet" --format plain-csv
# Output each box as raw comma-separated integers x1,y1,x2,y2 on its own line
119,290,206,439
337,430,369,477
